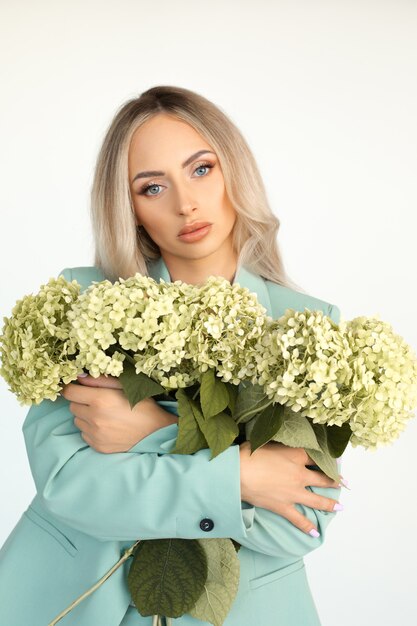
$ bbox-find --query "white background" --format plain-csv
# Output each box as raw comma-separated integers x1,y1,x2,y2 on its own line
1,1,416,625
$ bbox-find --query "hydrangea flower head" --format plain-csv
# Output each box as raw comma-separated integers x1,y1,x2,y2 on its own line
187,276,270,385
345,315,417,448
0,276,80,404
255,308,353,426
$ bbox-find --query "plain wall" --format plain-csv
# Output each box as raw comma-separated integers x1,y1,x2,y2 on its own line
0,1,416,625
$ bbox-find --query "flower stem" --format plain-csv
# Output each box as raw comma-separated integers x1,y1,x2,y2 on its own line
152,617,172,626
47,540,141,625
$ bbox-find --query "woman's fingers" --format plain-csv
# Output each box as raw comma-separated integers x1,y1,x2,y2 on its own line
61,381,125,406
75,374,123,389
301,490,343,513
273,444,318,469
278,505,321,537
303,467,341,489
272,445,343,487
274,493,343,537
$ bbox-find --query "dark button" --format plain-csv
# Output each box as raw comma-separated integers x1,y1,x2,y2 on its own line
199,518,214,532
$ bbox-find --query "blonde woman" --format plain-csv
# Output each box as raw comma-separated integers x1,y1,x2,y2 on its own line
0,85,344,626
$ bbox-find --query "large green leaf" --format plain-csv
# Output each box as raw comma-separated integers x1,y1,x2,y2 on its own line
305,424,340,482
119,360,166,409
326,421,352,458
233,382,273,424
247,402,285,452
200,369,229,419
127,538,208,618
271,406,321,451
194,408,239,460
188,538,240,626
170,388,207,454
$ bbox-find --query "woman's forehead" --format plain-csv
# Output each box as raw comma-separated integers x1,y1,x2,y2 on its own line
128,116,215,171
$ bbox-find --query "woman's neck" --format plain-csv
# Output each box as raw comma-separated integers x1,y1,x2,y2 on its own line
162,252,238,286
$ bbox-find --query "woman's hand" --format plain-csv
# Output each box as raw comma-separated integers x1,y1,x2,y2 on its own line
239,440,343,537
60,374,178,453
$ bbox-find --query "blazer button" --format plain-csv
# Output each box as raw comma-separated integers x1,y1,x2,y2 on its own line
200,518,214,532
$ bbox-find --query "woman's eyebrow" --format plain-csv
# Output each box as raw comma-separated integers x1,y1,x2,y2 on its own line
131,150,216,183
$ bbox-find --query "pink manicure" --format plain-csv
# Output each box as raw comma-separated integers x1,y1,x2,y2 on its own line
333,503,344,511
309,529,320,538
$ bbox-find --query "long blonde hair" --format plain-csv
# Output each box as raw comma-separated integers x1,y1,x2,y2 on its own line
90,85,304,292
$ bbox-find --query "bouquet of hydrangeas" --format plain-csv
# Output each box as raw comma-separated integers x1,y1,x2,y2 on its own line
1,273,417,626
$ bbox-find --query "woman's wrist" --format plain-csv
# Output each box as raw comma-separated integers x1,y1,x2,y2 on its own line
239,441,251,502
143,400,178,437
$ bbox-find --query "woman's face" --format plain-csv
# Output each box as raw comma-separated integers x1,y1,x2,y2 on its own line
128,113,237,275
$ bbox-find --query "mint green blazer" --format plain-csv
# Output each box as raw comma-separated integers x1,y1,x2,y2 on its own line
0,258,342,626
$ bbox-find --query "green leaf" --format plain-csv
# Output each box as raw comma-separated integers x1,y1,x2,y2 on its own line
248,402,285,452
188,538,240,626
226,382,239,414
305,424,339,482
170,388,207,454
200,369,229,419
271,406,321,451
119,360,166,409
326,421,352,458
233,382,273,424
128,538,208,618
194,409,239,460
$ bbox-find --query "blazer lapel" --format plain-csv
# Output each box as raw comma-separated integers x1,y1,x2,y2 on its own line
147,256,273,317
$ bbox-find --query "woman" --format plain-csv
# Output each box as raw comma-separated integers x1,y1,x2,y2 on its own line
0,85,344,626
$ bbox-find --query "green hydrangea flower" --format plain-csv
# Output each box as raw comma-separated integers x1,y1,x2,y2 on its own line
255,308,417,449
0,276,80,404
344,315,417,448
255,308,353,426
67,274,202,388
187,276,269,385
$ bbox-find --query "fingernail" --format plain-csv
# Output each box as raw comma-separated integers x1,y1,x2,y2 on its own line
77,372,88,377
333,503,344,511
339,478,350,488
309,529,320,538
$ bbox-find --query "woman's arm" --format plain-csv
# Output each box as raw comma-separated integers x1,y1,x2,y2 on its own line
22,395,249,543
22,393,341,559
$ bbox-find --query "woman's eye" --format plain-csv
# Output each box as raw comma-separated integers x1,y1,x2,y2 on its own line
138,162,214,196
139,183,162,196
194,162,214,177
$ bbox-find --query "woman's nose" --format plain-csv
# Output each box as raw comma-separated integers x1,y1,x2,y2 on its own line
174,181,199,214
178,202,197,215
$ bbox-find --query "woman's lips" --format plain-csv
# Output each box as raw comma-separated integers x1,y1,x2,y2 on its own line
177,224,212,242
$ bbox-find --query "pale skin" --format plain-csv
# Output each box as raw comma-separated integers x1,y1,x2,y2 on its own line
61,112,343,537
